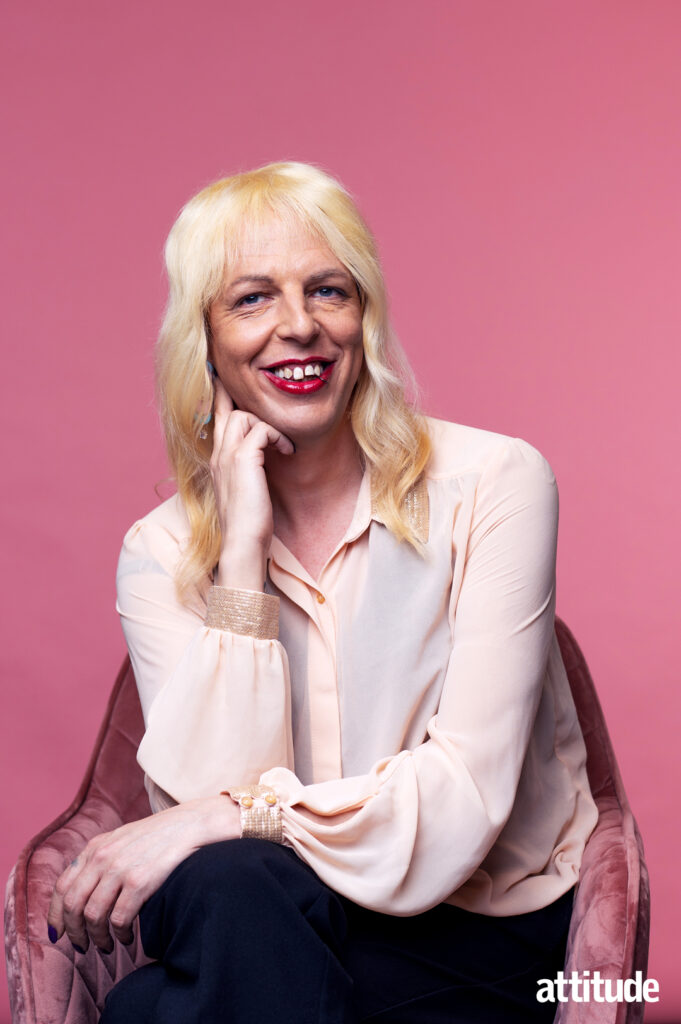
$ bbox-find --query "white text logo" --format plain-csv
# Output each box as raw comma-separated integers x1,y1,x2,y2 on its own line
536,971,659,1004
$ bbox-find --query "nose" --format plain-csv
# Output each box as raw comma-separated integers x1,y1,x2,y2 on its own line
275,290,319,345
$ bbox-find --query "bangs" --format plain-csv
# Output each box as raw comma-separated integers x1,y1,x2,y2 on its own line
222,193,329,277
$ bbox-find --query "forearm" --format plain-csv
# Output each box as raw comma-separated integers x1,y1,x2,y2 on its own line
215,543,267,592
135,625,294,802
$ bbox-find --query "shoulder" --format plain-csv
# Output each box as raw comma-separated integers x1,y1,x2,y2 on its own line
423,415,556,486
117,493,191,581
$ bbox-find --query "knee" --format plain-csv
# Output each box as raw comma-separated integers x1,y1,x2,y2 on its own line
100,963,165,1023
140,842,289,961
172,838,301,904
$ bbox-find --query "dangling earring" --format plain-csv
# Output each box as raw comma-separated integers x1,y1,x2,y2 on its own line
199,411,212,441
198,360,216,439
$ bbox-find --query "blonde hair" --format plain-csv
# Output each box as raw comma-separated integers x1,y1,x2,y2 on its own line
156,161,432,596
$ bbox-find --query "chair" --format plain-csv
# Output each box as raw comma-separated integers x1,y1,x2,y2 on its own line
4,618,650,1024
552,620,650,1024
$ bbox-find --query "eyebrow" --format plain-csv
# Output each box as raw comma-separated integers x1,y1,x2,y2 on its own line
225,268,354,292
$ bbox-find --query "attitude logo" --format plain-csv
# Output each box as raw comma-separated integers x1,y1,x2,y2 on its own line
536,971,659,1004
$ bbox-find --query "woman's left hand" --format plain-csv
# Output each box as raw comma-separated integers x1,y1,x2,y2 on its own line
47,795,240,952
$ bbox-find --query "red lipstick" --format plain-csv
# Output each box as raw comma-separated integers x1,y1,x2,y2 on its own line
261,359,335,394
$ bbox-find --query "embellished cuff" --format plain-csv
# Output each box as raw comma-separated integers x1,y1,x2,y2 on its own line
223,784,283,843
205,587,279,639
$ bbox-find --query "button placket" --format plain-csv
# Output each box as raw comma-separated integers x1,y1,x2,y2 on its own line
268,549,344,781
306,604,342,780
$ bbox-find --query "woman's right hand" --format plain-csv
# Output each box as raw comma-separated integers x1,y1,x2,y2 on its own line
47,796,241,953
210,376,294,591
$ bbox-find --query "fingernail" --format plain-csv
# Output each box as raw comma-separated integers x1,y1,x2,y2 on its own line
71,942,86,955
47,925,58,944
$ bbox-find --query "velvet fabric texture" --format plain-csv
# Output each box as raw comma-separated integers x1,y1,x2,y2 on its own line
4,619,650,1024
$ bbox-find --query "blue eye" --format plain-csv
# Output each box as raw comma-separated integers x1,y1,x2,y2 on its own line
238,293,263,306
316,286,344,298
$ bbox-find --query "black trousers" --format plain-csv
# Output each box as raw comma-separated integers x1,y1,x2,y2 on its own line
100,839,572,1024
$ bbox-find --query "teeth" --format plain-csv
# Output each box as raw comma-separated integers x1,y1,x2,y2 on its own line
271,362,326,379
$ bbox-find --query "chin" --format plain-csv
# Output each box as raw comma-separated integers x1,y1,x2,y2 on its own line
281,411,348,446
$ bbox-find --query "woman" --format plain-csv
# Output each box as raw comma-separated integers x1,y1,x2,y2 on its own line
48,161,598,1023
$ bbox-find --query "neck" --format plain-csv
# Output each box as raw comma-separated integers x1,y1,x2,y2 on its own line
264,418,365,534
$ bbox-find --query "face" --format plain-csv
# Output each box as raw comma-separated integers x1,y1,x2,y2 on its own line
207,215,364,447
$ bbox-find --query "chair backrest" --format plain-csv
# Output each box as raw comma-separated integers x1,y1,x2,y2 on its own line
553,619,650,1024
84,656,149,825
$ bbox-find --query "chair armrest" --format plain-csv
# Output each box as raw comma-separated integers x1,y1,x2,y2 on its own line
5,792,153,1024
554,796,649,1024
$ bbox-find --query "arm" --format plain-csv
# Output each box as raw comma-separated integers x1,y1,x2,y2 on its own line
127,377,297,799
118,518,295,801
48,381,296,951
260,438,559,914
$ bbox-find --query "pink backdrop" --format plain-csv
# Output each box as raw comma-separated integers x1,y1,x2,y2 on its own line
2,0,679,1019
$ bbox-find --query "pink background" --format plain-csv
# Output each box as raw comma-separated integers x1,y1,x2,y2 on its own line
2,1,679,1019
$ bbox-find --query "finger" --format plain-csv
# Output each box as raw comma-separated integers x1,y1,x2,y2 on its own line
212,376,234,453
59,841,117,952
109,870,153,946
240,418,295,456
47,856,85,942
221,411,294,457
221,408,265,450
110,918,135,947
82,876,124,953
59,866,103,952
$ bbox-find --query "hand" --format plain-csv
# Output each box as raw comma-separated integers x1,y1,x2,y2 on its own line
47,795,240,953
211,377,294,590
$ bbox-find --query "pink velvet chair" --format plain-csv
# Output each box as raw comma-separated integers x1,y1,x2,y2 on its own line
5,618,650,1024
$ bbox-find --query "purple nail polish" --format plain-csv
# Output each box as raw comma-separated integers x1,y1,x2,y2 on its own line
71,942,86,955
47,925,58,944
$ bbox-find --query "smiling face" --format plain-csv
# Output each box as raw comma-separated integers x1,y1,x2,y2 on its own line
207,214,364,447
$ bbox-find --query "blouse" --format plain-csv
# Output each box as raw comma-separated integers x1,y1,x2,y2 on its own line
116,416,598,918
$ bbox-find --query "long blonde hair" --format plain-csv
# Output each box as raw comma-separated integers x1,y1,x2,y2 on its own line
156,161,432,596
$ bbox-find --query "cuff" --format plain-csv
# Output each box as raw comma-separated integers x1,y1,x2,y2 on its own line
223,784,283,843
205,587,279,639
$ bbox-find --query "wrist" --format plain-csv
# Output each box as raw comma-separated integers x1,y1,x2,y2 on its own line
222,785,283,843
216,546,267,591
200,795,242,844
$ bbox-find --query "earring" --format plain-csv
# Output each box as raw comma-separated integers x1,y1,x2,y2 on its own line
199,411,212,441
199,361,216,439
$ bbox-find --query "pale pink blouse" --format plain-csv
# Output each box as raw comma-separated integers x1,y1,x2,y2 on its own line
116,417,598,918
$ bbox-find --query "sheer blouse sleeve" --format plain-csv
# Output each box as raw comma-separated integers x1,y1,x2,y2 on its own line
115,513,295,807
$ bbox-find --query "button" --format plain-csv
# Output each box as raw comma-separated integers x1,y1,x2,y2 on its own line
316,592,325,604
